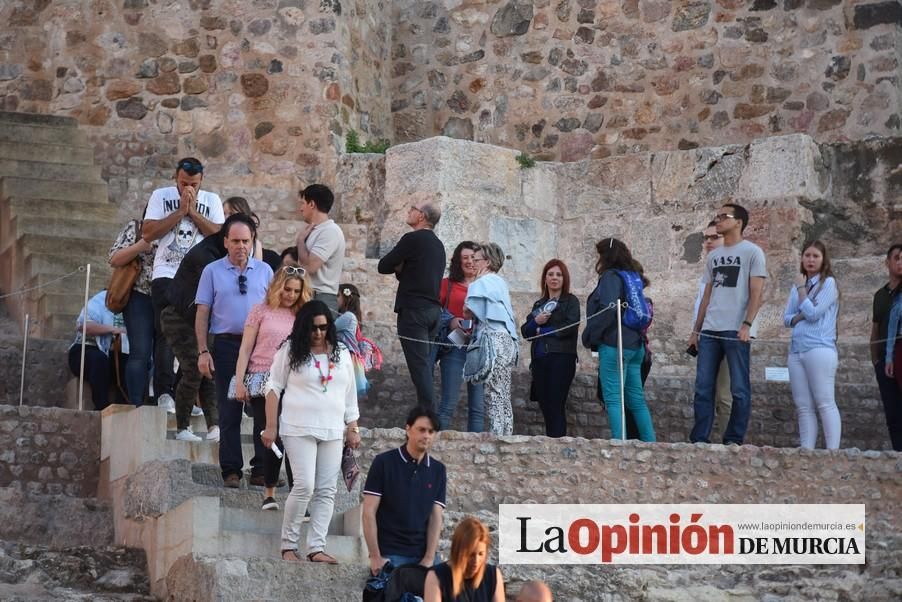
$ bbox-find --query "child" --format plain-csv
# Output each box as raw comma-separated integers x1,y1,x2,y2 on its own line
336,284,369,393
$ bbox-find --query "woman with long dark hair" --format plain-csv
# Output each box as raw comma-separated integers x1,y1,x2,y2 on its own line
262,300,360,563
423,517,505,602
234,266,311,509
582,237,655,442
434,241,485,431
784,240,841,449
520,259,580,437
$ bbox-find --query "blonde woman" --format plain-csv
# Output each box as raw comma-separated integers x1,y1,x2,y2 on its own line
235,265,311,509
424,517,505,602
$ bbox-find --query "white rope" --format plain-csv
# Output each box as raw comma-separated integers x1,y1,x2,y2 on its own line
0,266,86,300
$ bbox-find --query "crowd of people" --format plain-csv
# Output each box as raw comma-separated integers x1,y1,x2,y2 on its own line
64,156,902,598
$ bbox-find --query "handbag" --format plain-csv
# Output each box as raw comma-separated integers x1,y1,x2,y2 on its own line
227,371,270,400
341,444,360,492
463,328,496,384
433,279,454,362
106,257,140,312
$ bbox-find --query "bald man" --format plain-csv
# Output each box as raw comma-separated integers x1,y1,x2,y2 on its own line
516,580,553,602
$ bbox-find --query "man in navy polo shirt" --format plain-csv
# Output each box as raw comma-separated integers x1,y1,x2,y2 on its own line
363,407,446,575
195,215,273,487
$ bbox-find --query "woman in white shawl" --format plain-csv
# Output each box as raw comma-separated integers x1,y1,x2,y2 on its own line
464,243,519,435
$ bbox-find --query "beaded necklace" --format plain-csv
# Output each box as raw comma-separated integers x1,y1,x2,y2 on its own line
313,353,334,392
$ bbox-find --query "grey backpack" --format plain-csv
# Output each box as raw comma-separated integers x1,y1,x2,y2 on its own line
463,328,496,384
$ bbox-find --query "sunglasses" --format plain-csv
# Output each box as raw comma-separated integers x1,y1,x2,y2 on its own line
713,213,735,222
238,274,247,295
282,266,306,277
703,234,723,241
312,324,329,332
177,160,204,174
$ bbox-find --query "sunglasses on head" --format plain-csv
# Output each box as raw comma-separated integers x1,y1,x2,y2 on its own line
282,266,306,277
178,160,204,174
238,274,247,295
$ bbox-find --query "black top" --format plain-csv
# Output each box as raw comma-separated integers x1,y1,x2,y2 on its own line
165,233,226,322
582,270,643,350
432,562,497,602
520,293,580,359
261,248,282,273
362,446,447,558
874,283,899,362
377,229,446,312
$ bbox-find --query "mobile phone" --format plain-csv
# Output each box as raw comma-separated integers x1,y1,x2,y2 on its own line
459,319,473,330
686,345,698,357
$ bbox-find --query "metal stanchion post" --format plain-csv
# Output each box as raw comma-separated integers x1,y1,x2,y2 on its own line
19,313,29,407
78,263,91,412
616,300,625,440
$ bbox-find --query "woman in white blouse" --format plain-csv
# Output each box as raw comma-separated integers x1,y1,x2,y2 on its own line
262,300,361,563
782,240,841,450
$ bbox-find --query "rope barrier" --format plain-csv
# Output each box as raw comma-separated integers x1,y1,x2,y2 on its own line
0,266,86,300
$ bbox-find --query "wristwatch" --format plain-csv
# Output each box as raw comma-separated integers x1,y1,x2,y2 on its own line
347,426,360,433
742,320,753,327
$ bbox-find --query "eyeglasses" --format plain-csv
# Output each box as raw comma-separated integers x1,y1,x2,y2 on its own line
238,274,247,295
312,324,329,332
703,234,723,241
409,205,424,214
713,213,735,222
177,160,204,174
282,266,306,277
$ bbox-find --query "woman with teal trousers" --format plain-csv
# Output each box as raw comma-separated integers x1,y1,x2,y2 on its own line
582,237,656,442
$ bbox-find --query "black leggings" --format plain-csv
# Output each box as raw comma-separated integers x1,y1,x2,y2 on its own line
250,396,291,488
68,345,127,411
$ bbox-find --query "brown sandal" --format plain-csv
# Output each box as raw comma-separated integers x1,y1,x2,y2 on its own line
306,550,338,564
281,549,302,562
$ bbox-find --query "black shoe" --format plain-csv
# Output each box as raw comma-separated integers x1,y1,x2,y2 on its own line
261,497,279,511
249,475,287,488
223,474,240,489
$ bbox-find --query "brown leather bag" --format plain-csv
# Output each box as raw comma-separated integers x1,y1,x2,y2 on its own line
106,258,140,312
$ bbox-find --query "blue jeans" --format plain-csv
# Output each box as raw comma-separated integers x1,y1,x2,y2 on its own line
385,554,439,568
122,290,154,406
691,330,751,444
599,345,654,441
214,335,244,479
434,345,485,432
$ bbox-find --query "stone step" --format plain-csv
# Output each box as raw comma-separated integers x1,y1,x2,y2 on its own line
166,412,255,436
0,157,103,182
3,196,120,222
13,214,122,243
25,251,105,278
0,110,79,128
0,121,88,147
19,233,112,258
24,268,112,301
0,139,94,165
0,176,108,204
37,291,86,318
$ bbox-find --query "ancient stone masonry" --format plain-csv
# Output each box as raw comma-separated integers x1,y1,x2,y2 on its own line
0,0,393,216
390,0,902,160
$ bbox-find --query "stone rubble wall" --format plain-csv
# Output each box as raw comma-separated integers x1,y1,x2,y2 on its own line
0,0,393,219
391,0,902,161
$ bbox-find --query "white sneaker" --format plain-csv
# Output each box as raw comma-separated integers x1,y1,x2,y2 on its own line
158,394,176,414
191,405,204,417
175,429,202,442
206,426,221,442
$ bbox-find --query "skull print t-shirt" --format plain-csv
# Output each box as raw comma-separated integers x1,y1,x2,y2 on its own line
144,186,225,280
701,239,767,337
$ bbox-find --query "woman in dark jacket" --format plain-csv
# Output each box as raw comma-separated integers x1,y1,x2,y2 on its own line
520,259,580,437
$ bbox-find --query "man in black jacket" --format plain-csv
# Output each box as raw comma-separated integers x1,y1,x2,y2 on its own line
377,202,446,407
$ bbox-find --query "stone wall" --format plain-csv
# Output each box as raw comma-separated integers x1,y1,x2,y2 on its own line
0,0,393,218
0,404,101,497
390,0,902,160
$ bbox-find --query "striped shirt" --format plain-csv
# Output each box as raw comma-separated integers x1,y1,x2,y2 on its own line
782,275,838,354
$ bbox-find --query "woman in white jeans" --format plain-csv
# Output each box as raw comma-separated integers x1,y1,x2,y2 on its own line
782,240,841,449
262,300,361,563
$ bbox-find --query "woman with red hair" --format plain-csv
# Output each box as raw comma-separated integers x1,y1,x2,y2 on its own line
520,259,581,437
424,517,505,602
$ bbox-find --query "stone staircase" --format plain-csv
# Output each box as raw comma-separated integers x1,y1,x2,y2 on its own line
0,111,117,340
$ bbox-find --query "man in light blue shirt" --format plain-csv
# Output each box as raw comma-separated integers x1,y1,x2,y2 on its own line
195,214,273,487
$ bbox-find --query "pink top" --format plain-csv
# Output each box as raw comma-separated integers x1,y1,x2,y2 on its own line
245,303,296,373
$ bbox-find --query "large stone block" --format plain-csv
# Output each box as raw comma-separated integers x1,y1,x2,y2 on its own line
651,144,746,211
736,134,828,201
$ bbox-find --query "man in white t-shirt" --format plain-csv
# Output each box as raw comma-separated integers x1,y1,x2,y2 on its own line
688,203,766,445
294,184,345,314
142,157,225,411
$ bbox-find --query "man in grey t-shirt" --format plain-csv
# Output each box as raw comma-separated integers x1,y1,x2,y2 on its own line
295,184,345,314
688,203,766,444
